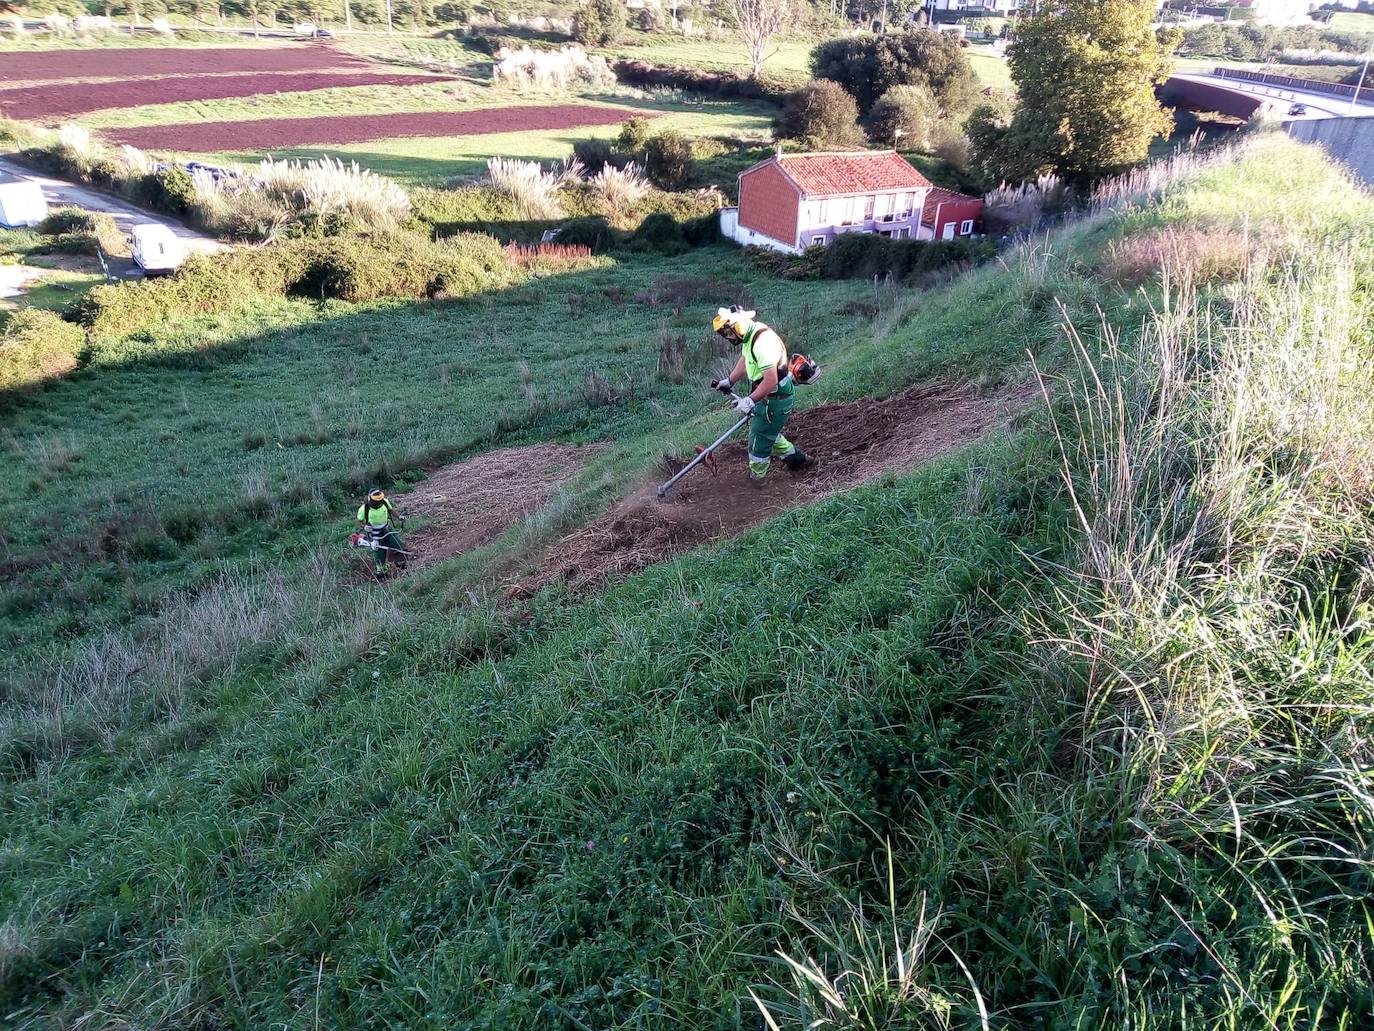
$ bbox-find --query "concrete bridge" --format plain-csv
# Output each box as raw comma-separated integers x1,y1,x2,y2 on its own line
1163,68,1374,123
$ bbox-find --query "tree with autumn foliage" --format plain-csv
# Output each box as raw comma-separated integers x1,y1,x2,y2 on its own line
973,0,1179,184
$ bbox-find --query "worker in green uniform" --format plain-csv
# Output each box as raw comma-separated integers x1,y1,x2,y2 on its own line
356,487,408,575
710,307,808,483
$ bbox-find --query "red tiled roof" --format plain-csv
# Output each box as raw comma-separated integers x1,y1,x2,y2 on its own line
921,186,981,226
771,151,932,196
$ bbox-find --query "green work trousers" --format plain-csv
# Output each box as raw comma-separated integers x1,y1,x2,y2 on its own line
367,527,406,571
747,381,796,479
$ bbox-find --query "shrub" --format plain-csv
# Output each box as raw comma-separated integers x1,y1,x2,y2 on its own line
776,80,866,149
782,232,996,283
0,309,84,392
811,31,981,117
644,130,694,190
864,84,940,150
611,60,799,101
572,137,621,176
555,216,620,252
77,231,517,336
617,117,654,155
681,211,723,247
484,157,564,219
158,164,196,216
629,212,686,254
36,206,123,255
571,0,624,47
409,185,523,236
930,122,971,171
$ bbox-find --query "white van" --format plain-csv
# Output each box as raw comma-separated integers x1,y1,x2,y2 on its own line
129,223,188,275
0,181,49,228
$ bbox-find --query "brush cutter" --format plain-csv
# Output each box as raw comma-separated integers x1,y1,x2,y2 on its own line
348,532,416,558
657,398,751,498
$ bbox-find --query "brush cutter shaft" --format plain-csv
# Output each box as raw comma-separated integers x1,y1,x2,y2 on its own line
657,402,751,498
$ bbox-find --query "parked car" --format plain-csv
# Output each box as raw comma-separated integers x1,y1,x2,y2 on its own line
311,27,333,37
129,223,187,276
1288,102,1308,116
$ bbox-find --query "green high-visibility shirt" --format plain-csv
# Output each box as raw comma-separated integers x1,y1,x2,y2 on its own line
742,322,787,384
357,503,391,528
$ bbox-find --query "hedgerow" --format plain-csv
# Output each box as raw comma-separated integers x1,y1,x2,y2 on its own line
0,308,84,392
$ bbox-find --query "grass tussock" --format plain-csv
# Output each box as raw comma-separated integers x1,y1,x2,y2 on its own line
1100,224,1255,287
484,156,565,220
490,44,615,91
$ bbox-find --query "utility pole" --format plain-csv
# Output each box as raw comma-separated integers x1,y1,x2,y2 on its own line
343,0,352,31
385,0,393,32
1350,45,1372,115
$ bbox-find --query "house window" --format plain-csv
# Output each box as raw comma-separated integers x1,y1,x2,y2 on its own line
960,219,975,235
811,236,825,246
863,196,875,220
879,230,892,238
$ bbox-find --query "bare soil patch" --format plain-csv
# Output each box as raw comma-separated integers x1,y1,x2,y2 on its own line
392,443,598,568
106,104,643,153
514,380,1039,597
0,44,373,83
0,72,454,121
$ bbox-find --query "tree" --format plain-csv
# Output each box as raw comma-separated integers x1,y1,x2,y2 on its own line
726,0,793,80
998,0,1176,182
775,79,865,150
863,84,939,150
810,31,980,118
572,0,624,47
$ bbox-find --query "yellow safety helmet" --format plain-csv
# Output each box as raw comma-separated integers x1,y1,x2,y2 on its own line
367,488,386,503
712,305,755,337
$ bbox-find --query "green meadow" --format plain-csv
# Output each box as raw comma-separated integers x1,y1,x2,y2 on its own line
2,132,1373,1028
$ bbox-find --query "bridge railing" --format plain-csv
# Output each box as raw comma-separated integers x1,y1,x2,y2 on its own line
1212,66,1374,106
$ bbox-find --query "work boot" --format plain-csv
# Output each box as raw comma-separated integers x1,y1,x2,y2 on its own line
781,448,808,471
747,471,768,489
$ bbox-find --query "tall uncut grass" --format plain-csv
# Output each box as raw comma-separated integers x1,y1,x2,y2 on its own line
484,156,564,219
1017,242,1374,1023
188,156,411,238
491,44,615,91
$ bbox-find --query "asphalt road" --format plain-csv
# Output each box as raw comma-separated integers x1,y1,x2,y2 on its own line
0,156,224,254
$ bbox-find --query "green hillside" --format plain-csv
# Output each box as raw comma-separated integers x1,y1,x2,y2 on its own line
3,132,1373,1027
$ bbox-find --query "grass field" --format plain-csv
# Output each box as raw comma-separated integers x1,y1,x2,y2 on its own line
203,97,772,184
1323,9,1374,32
4,130,1373,1028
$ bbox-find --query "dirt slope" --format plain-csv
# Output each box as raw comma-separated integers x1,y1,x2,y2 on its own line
513,380,1038,596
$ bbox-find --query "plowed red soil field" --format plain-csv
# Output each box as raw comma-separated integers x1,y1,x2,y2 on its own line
106,104,642,152
0,71,455,120
2,44,371,81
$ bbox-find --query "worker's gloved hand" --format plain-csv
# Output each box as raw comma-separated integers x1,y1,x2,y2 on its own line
731,395,755,415
711,376,733,394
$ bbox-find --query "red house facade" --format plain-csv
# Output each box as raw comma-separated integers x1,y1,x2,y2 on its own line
921,187,983,240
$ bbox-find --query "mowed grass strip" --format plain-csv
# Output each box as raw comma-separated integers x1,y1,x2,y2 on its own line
108,103,656,153
0,71,458,121
0,43,375,80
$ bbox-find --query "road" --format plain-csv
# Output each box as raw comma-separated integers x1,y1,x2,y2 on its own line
1170,72,1374,122
0,156,224,255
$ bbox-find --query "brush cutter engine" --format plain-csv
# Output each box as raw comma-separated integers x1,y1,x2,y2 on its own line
789,353,820,385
